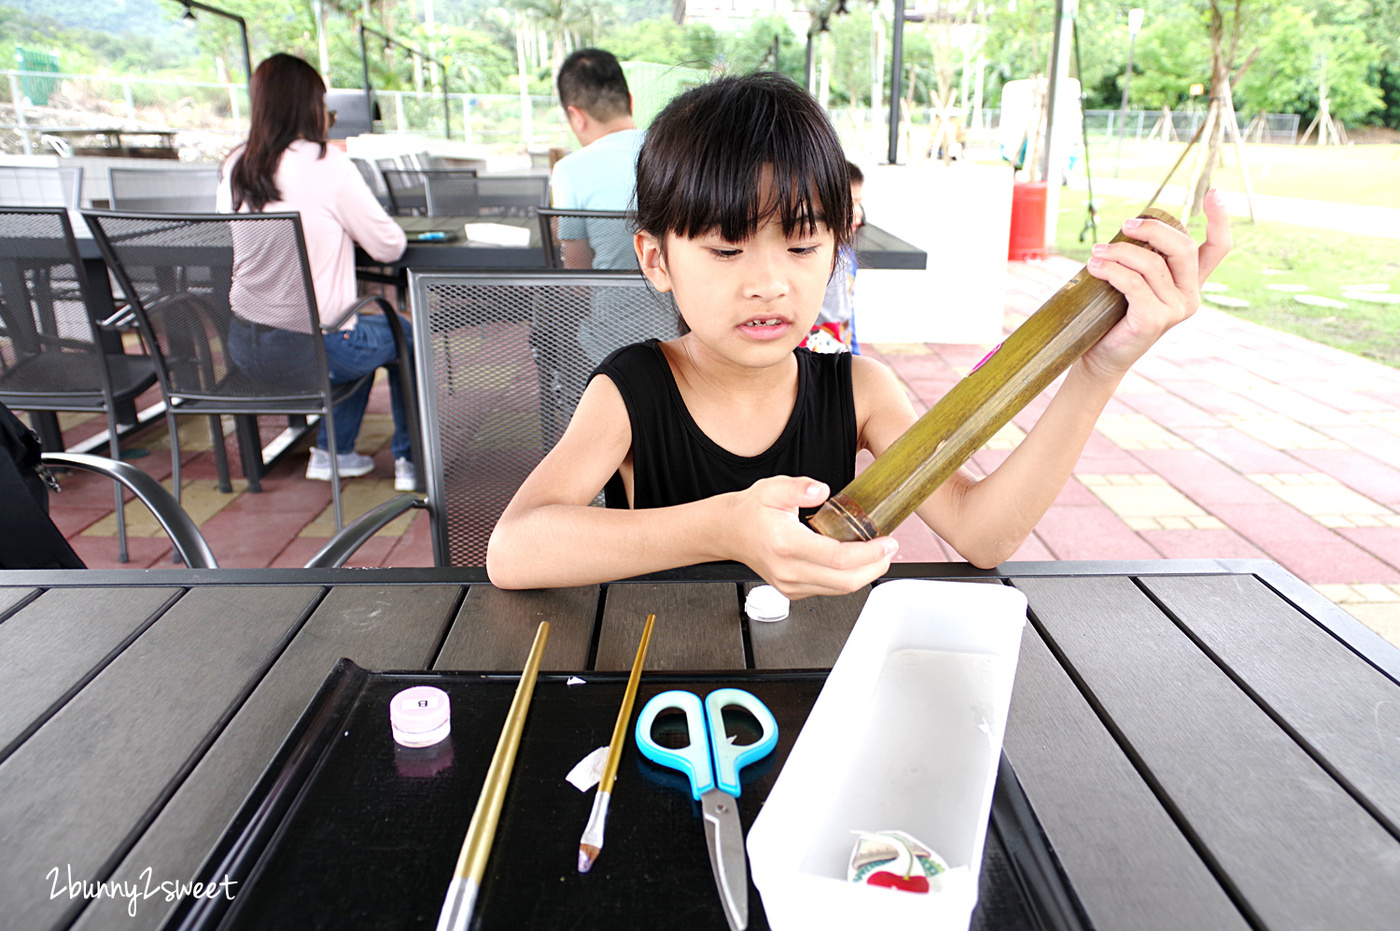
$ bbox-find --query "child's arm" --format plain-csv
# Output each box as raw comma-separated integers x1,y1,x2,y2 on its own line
856,192,1233,568
487,374,898,597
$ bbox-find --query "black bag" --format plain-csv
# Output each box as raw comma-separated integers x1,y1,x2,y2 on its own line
0,401,84,569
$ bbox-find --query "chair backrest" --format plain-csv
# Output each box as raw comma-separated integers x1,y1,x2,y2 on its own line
380,168,428,216
350,157,384,195
424,174,548,218
537,208,638,271
0,166,84,209
84,211,330,405
107,167,219,213
410,269,681,566
0,207,108,401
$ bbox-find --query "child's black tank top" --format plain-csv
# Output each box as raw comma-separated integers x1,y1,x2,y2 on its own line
594,339,857,512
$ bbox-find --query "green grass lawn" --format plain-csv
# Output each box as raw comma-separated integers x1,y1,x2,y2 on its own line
1080,138,1400,209
1052,188,1400,369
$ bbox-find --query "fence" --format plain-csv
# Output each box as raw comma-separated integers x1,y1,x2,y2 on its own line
0,69,573,158
1082,109,1300,146
1,69,1304,160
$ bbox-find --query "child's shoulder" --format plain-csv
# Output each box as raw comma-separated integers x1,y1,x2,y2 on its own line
847,352,905,402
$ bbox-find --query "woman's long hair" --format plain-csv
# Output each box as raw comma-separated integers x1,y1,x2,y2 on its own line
230,54,328,212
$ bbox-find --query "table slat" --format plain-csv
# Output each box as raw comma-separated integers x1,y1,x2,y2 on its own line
596,583,743,670
0,586,179,761
1016,576,1400,931
1141,574,1400,833
434,584,597,671
0,585,321,930
0,586,36,620
71,583,463,931
747,584,869,669
1004,621,1249,930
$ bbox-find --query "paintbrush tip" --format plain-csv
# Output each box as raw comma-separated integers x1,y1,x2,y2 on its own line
578,844,600,873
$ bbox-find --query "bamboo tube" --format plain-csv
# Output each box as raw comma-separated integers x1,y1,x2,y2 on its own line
809,207,1188,543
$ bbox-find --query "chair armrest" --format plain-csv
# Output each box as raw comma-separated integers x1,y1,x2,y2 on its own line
97,308,138,330
41,453,219,569
322,294,395,333
303,494,426,568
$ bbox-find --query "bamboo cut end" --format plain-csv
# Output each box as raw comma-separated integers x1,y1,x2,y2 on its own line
808,493,878,542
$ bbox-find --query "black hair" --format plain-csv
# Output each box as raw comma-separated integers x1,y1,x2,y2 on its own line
231,54,328,213
846,161,864,184
557,48,632,121
635,73,852,253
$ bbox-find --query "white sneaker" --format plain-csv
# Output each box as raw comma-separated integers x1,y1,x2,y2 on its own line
306,447,375,480
394,458,417,492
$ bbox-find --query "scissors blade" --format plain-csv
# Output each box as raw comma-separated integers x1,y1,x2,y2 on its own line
701,788,748,931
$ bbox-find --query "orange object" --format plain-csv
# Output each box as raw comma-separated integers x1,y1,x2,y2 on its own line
1008,181,1048,261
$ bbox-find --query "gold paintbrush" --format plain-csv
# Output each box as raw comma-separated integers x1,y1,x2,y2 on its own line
578,612,656,872
435,621,551,931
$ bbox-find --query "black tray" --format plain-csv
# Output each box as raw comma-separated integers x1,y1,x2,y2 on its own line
168,660,1091,930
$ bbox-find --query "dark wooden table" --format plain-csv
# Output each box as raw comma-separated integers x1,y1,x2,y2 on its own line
1,558,1396,930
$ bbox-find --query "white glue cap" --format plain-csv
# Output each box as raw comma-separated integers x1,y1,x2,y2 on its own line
390,686,451,748
745,585,790,623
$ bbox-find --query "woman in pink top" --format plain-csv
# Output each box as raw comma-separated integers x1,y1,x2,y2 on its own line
218,54,414,489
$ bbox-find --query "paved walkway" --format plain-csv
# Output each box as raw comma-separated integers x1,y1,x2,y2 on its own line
44,257,1400,650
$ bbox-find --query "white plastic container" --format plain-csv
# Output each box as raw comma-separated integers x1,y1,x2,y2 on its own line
747,579,1027,930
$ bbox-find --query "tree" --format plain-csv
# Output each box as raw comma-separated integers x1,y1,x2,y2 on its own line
1236,5,1382,126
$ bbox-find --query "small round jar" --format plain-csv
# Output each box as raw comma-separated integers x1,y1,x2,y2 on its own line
390,685,451,748
745,585,790,623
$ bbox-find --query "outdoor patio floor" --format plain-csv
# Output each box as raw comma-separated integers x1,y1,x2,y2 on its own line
42,255,1400,648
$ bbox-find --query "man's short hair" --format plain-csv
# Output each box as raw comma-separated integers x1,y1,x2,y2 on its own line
557,48,631,121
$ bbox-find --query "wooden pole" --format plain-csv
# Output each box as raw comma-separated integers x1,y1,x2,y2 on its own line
1219,80,1255,222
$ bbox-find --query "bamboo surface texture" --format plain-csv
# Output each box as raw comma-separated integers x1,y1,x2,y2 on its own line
809,208,1188,542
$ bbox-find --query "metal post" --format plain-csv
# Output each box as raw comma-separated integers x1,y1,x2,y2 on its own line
360,26,373,131
9,72,31,155
887,0,905,164
1113,8,1144,178
442,77,452,140
805,31,816,91
1041,0,1077,246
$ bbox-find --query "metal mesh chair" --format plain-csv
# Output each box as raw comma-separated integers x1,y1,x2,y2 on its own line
0,207,157,561
84,211,416,531
107,167,219,213
537,208,638,271
424,174,548,218
382,169,482,217
0,166,84,209
410,269,680,566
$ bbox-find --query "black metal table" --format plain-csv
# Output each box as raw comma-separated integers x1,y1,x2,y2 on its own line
360,219,928,277
1,559,1396,930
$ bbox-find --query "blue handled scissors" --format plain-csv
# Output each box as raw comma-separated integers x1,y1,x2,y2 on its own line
635,688,779,931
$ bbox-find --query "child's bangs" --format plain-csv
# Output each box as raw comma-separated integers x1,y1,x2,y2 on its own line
636,74,853,249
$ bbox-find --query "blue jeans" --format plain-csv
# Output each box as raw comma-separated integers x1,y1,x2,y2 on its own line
228,313,415,461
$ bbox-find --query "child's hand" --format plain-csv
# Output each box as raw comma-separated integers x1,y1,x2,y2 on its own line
1080,189,1232,382
724,476,898,599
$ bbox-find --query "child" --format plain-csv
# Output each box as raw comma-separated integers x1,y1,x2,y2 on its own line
487,73,1230,599
804,160,863,354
